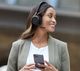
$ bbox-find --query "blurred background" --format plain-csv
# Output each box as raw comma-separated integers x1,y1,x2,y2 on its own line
0,0,80,71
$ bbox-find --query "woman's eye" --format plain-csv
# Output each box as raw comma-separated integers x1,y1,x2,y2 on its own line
48,14,52,18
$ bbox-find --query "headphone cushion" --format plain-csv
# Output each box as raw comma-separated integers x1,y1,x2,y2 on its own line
32,15,41,26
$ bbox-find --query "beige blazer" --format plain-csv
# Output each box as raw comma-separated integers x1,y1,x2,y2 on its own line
7,36,70,71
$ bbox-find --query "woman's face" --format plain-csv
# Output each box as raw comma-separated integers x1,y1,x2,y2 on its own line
41,7,56,33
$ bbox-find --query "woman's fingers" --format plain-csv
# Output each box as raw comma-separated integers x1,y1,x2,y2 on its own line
37,63,46,68
19,64,35,71
45,61,51,66
24,64,35,69
25,64,35,67
44,61,59,71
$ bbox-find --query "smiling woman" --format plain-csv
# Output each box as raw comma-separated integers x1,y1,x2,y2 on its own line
41,7,56,32
7,1,70,71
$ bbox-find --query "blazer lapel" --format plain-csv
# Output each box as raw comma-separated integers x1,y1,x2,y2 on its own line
22,39,31,65
48,36,55,65
48,36,60,69
18,39,31,70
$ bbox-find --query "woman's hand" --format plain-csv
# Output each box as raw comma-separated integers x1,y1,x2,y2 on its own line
19,64,35,71
38,61,58,71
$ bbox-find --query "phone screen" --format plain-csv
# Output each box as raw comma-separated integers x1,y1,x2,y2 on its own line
33,54,44,69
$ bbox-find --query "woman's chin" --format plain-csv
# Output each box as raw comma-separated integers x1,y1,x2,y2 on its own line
50,28,55,32
49,29,55,33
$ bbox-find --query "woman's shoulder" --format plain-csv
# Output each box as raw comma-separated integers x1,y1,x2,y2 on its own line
49,35,67,46
12,38,31,46
12,39,24,45
49,36,68,54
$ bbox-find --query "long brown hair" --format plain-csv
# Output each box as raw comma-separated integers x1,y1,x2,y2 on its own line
21,2,53,39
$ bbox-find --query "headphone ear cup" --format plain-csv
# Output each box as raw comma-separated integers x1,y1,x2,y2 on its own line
32,15,41,26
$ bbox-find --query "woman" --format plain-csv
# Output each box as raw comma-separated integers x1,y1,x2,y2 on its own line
7,1,70,71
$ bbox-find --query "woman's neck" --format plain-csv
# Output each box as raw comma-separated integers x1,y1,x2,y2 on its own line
32,28,48,48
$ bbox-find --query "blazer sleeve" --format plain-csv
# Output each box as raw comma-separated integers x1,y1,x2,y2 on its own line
61,43,70,71
7,40,20,71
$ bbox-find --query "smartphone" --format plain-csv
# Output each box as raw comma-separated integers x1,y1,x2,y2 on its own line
33,54,44,69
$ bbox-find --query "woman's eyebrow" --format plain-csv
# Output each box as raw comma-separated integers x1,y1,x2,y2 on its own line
48,12,56,16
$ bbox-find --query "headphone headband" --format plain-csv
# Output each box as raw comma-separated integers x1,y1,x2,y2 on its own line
36,2,48,15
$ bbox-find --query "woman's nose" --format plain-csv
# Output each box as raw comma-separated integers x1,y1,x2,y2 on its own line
52,17,56,25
